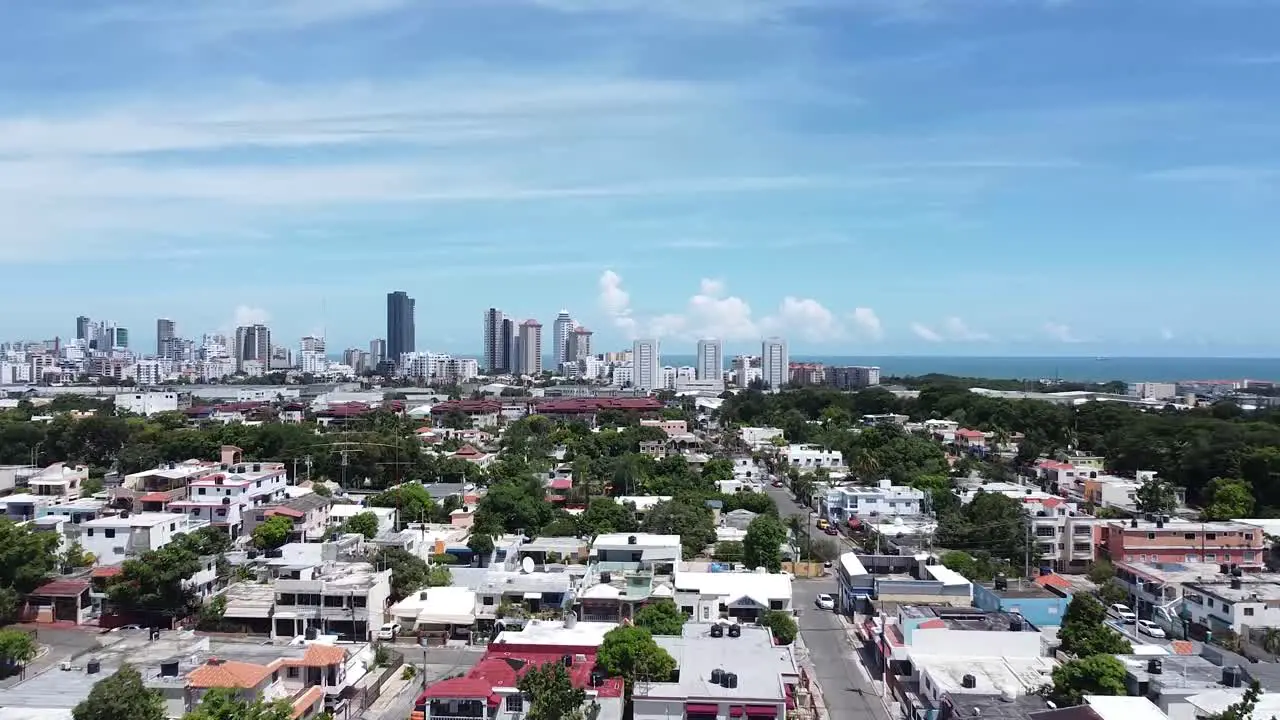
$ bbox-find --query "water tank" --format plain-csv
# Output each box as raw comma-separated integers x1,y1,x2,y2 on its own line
222,496,231,505
1223,666,1244,688
1148,659,1162,675
994,574,1008,591
86,659,101,675
600,572,612,585
728,624,742,638
119,511,130,519
711,669,724,684
627,535,637,545
1220,564,1230,575
961,674,977,689
247,550,259,559
589,671,604,687
727,674,738,689
710,624,724,638
305,627,319,640
1232,577,1244,590
1008,617,1023,632
160,660,180,677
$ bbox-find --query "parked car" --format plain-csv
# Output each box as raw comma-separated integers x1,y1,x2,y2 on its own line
815,594,836,610
816,519,830,530
824,526,839,536
772,480,784,488
1136,620,1166,638
1110,604,1137,623
376,622,401,640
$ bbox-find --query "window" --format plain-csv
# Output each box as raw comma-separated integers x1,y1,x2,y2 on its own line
1246,534,1255,541
1206,533,1217,540
170,523,176,531
87,528,94,537
1245,607,1255,616
1206,554,1217,562
198,488,206,495
505,695,524,712
324,595,345,608
1147,532,1156,540
352,596,366,608
770,600,785,610
483,596,495,606
287,667,300,678
1185,533,1196,540
105,529,116,539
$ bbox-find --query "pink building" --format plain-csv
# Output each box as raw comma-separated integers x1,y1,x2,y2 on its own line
641,418,689,437
1102,519,1267,569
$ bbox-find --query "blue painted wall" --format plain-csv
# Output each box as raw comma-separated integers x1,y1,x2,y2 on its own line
972,584,1071,627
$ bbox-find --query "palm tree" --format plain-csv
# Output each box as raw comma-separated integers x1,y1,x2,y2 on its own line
1262,628,1280,656
852,450,880,485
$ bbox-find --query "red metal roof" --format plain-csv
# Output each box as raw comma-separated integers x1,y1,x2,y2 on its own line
430,400,502,415
547,478,573,490
91,566,123,578
1034,573,1073,591
268,507,305,519
536,397,664,414
418,647,623,703
32,579,91,597
139,492,173,503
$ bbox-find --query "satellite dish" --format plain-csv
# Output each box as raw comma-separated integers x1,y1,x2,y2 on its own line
521,557,535,574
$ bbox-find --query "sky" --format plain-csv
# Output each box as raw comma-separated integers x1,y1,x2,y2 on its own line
1,0,1278,357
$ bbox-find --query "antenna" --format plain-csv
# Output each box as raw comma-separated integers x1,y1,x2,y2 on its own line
521,557,535,574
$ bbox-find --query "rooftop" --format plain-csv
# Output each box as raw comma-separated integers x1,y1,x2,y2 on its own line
592,533,682,551
82,511,188,529
900,606,1038,632
1118,561,1280,586
914,655,1055,697
640,623,798,702
419,645,624,703
535,397,665,414
1118,653,1227,690
980,580,1064,600
476,571,572,595
492,619,618,647
673,569,793,603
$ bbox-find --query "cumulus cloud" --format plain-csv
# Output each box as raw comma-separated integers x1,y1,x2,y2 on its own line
850,308,884,341
911,316,990,343
597,270,860,344
1160,327,1175,341
1044,322,1083,343
232,305,271,327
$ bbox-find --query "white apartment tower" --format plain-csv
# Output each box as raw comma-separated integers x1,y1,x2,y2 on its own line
761,337,789,390
518,320,543,376
632,338,661,391
552,310,576,367
300,335,326,353
696,338,723,381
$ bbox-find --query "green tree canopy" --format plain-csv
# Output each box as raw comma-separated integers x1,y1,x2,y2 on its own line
760,610,798,645
475,478,554,535
1203,478,1256,521
1049,654,1127,707
517,661,596,720
1058,595,1133,658
596,626,677,684
251,516,293,550
633,600,687,636
0,628,38,670
182,687,294,720
72,665,166,720
373,547,444,600
367,483,434,527
641,500,715,558
341,511,381,539
743,515,786,573
1136,476,1179,516
0,519,61,593
578,498,638,537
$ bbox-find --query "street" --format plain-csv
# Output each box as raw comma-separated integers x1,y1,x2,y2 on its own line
362,646,483,720
762,479,860,553
793,579,889,720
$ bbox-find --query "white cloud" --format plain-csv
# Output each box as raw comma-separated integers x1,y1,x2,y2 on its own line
89,0,416,38
597,271,854,344
850,307,884,341
1044,322,1083,343
1160,328,1175,341
911,322,944,342
911,316,989,342
232,305,271,327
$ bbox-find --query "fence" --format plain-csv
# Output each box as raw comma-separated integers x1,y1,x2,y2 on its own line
357,647,407,712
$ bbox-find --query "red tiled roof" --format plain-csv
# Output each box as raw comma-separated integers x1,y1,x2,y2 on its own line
547,478,573,490
1034,573,1073,591
188,658,273,689
139,492,173,503
91,566,123,578
535,397,664,414
917,618,947,630
418,647,624,704
268,507,305,519
957,429,985,438
453,445,483,458
431,400,502,415
32,579,91,597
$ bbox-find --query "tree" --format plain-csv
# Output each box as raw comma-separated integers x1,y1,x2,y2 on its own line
596,626,676,684
252,516,293,550
475,478,554,535
1135,476,1179,516
1098,579,1130,607
368,484,434,527
713,541,744,562
309,483,333,498
341,512,380,539
72,665,166,720
1058,595,1133,657
1049,654,1127,707
1203,478,1256,521
939,551,978,579
0,628,37,675
183,687,294,720
373,547,432,601
701,458,735,485
108,540,203,621
633,600,686,636
743,515,786,573
1207,680,1265,720
467,532,495,567
60,540,95,572
578,498,638,537
518,660,596,720
760,609,798,645
1087,559,1116,585
642,500,715,558
0,519,61,593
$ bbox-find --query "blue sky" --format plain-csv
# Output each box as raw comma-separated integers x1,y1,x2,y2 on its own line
1,0,1278,357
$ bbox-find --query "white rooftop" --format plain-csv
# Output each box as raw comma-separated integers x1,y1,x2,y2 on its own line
493,619,619,647
389,586,476,626
673,569,792,604
592,533,681,551
82,512,187,528
1085,695,1170,720
641,623,797,702
1187,689,1280,719
915,655,1055,697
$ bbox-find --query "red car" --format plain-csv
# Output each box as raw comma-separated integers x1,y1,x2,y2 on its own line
823,526,839,536
771,480,783,488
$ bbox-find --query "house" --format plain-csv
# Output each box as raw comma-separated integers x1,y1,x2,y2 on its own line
672,569,793,623
23,578,93,625
428,399,502,429
27,462,90,501
120,460,220,509
738,427,785,450
79,511,208,567
167,446,288,536
327,505,398,536
1102,519,1266,569
533,397,665,426
243,493,334,543
825,479,925,521
972,576,1072,628
634,622,801,720
780,445,843,472
1025,497,1103,571
451,444,495,468
578,533,682,622
388,586,477,637
1182,575,1280,636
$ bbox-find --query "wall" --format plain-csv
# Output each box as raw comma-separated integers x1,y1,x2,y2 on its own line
908,628,1043,659
971,585,1070,628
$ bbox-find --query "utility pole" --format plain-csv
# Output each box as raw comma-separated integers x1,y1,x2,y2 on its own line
1024,516,1032,580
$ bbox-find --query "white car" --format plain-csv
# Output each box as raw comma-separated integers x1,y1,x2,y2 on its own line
815,594,836,610
376,622,401,641
1110,603,1137,623
1136,620,1166,638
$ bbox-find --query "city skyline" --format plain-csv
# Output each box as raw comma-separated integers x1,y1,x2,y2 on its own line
2,3,1279,355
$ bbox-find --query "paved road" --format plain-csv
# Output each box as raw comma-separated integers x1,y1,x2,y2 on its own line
793,580,888,720
762,480,860,554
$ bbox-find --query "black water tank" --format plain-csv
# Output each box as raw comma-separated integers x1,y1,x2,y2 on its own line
600,572,612,585
86,659,101,675
1148,659,1162,675
627,535,637,545
728,624,742,638
305,627,319,640
1008,617,1023,632
563,654,573,667
710,624,724,638
161,660,180,677
711,669,723,684
1220,564,1231,575
1232,577,1244,590
1224,666,1244,688
726,673,738,689
590,671,604,687
961,674,977,689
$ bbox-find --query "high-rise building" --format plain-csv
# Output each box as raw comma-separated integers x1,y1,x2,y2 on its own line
76,316,90,341
761,337,789,390
632,338,660,391
234,324,272,372
829,366,881,389
518,320,543,376
696,338,723,381
369,339,386,364
301,336,326,353
386,291,416,363
552,310,575,367
483,308,510,373
156,318,175,357
111,327,129,349
566,327,593,363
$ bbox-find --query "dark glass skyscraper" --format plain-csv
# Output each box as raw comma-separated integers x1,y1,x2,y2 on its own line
386,291,416,361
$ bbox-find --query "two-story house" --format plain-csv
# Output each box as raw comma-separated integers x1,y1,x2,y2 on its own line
578,534,681,623
243,493,333,543
270,556,392,641
169,446,288,537
27,462,90,501
79,511,209,567
825,480,925,522
780,445,844,472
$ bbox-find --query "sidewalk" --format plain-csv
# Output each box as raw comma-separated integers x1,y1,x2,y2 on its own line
792,634,832,720
835,614,899,720
362,665,417,719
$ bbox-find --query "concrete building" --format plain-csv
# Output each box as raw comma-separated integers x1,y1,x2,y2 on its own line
552,310,576,367
696,338,724,381
233,324,271,374
156,318,176,357
27,462,90,501
760,337,788,390
780,444,844,472
824,479,925,521
386,290,416,362
971,575,1072,627
243,493,334,543
829,365,881,389
517,320,543,376
482,308,509,374
739,426,785,449
168,446,288,536
1182,577,1280,635
80,511,207,567
115,391,181,416
1102,518,1266,569
632,338,661,391
1128,382,1179,401
566,327,593,363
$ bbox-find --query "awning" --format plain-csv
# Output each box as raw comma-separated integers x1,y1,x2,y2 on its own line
522,592,542,600
730,707,745,718
745,705,779,718
417,609,475,626
225,601,274,619
685,704,719,714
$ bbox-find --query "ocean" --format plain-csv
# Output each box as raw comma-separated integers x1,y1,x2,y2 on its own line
656,356,1280,383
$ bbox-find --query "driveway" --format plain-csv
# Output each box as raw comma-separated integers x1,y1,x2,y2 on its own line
793,580,888,720
362,646,482,720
